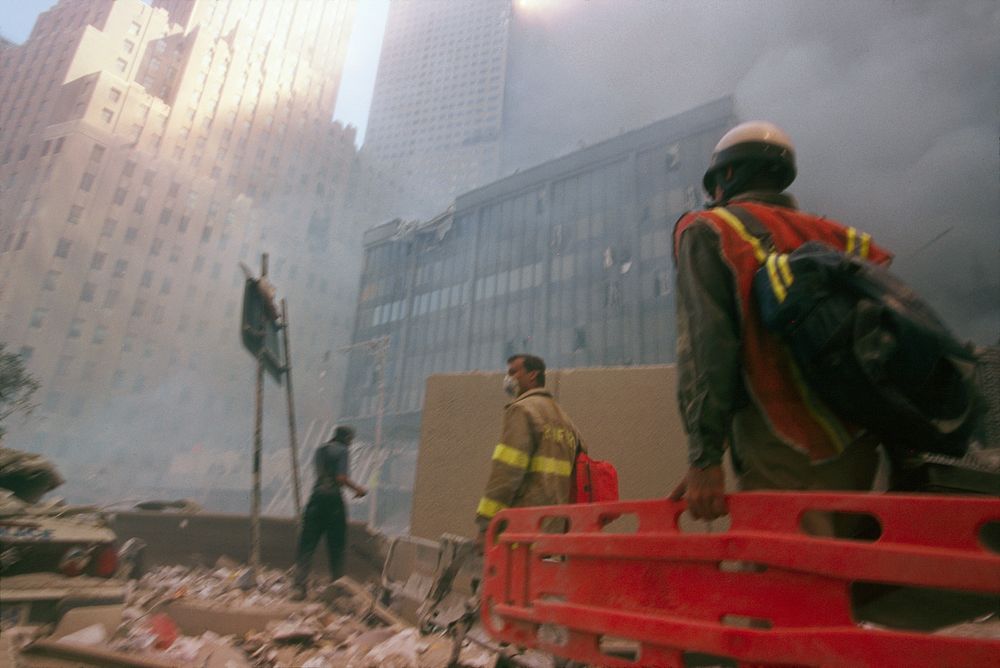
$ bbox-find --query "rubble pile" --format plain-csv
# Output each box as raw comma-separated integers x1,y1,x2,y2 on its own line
10,560,502,668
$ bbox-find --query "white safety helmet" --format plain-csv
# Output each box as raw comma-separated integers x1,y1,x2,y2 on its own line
702,121,797,199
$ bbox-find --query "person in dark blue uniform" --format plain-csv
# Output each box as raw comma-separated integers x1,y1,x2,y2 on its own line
292,425,367,599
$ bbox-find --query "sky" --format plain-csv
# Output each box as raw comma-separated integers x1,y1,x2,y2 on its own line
0,0,388,144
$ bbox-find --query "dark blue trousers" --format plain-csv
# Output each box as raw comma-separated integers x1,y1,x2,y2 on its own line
293,490,346,587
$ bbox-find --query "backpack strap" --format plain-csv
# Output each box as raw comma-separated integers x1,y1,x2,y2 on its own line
710,206,794,303
709,205,775,264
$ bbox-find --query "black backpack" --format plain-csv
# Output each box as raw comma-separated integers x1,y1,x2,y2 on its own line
720,205,982,458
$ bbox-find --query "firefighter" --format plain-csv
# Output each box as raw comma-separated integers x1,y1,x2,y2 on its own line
669,121,892,525
475,354,581,551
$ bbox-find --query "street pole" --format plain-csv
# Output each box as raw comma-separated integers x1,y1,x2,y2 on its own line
250,253,267,573
281,299,303,518
369,340,386,528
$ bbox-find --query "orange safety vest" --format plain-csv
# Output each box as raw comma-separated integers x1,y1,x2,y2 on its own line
674,201,893,461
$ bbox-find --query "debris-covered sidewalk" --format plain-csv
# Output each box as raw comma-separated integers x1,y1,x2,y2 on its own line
6,560,522,668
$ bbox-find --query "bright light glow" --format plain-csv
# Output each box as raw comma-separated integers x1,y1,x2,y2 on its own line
515,0,564,14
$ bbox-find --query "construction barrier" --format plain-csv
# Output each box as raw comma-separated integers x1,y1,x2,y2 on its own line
481,492,1000,667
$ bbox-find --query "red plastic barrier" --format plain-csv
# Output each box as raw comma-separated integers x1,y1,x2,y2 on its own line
480,492,1000,667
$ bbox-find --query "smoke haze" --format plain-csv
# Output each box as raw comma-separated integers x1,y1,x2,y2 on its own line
504,0,999,343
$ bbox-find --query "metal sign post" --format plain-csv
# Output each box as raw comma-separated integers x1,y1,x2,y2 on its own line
250,254,268,573
281,299,303,518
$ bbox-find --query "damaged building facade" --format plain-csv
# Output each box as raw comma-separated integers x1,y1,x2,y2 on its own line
341,97,736,527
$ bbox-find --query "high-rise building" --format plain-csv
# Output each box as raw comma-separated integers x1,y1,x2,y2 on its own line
363,0,513,213
0,0,401,507
341,98,736,527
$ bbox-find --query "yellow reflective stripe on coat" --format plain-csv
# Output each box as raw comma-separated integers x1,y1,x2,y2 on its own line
492,443,529,469
711,207,768,264
477,497,508,519
859,232,871,258
528,455,573,476
765,254,787,303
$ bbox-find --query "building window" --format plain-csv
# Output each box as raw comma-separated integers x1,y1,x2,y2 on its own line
79,172,95,191
43,270,60,290
200,226,212,243
80,282,95,302
133,197,146,214
103,288,119,308
91,251,106,270
89,144,105,162
53,137,64,153
109,87,122,101
67,204,84,223
131,298,146,317
160,277,171,295
101,218,118,236
123,160,136,177
41,140,51,156
113,187,127,205
101,108,114,122
67,318,84,338
149,238,162,256
92,325,107,344
141,270,153,288
167,181,179,197
122,40,134,54
128,21,141,36
54,238,71,258
158,208,172,225
29,307,47,328
124,227,138,244
178,216,189,232
113,259,128,278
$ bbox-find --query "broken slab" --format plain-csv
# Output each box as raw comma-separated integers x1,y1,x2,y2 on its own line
163,598,309,636
50,605,124,641
20,638,182,668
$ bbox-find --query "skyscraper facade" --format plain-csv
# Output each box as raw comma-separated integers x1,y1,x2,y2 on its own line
363,0,512,212
0,0,399,507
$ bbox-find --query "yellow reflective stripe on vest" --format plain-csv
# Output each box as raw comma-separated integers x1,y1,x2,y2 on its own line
711,207,768,264
477,496,508,519
778,254,793,286
528,455,573,477
492,443,529,469
845,227,872,259
765,254,787,303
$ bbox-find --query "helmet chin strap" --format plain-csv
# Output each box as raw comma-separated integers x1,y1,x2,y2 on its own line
710,162,770,206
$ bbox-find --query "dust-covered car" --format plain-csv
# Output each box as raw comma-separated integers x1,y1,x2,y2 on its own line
0,448,126,628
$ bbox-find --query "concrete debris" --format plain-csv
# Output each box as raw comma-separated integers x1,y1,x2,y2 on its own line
14,561,509,667
55,622,108,646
